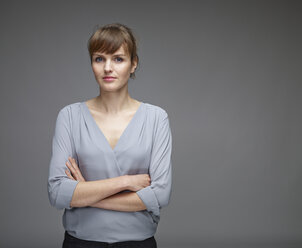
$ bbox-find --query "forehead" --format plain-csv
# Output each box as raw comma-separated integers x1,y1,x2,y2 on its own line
93,44,129,56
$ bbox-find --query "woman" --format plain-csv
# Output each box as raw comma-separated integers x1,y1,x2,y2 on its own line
47,23,172,248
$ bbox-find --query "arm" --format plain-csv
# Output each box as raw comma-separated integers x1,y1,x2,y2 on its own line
64,157,128,207
65,157,151,209
89,111,173,215
90,191,147,212
136,111,173,218
47,107,128,210
69,177,128,208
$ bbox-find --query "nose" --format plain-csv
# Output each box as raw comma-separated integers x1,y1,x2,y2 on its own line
104,60,113,73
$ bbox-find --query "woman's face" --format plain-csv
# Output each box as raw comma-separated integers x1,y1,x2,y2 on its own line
91,44,137,92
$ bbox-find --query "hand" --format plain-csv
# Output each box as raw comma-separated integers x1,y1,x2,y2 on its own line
126,174,151,192
65,157,86,182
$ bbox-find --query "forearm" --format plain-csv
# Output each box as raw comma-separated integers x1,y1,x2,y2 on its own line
70,176,128,208
90,191,147,212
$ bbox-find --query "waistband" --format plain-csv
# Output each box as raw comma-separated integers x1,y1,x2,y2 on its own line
64,231,156,247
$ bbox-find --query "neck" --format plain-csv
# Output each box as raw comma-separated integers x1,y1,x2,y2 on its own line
93,88,136,114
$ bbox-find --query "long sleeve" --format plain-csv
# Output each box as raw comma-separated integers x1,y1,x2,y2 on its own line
47,101,170,242
136,111,172,222
47,107,79,210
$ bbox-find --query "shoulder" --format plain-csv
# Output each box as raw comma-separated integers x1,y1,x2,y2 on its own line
55,102,82,125
143,102,172,140
57,102,82,115
143,102,169,122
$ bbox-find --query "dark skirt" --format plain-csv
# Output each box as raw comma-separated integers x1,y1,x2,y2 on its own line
62,231,157,248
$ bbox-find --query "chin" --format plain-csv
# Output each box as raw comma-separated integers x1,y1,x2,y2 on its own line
98,81,128,90
98,84,123,92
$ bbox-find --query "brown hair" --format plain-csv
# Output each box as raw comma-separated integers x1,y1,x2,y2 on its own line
87,23,139,79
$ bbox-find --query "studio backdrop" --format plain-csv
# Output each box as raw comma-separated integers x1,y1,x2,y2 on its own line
0,0,301,247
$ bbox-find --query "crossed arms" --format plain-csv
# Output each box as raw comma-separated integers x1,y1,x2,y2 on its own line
47,107,172,217
65,156,150,212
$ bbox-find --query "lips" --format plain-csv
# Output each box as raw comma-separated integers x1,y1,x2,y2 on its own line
103,76,116,79
103,76,116,82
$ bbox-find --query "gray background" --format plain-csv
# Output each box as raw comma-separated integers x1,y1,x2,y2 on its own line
0,0,301,247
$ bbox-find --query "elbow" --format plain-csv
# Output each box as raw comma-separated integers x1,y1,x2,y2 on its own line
47,181,65,210
156,187,172,209
159,193,171,208
50,199,64,210
137,184,171,216
161,199,170,208
47,177,78,210
48,191,63,210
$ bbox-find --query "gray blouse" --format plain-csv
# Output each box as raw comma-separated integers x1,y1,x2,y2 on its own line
47,101,172,243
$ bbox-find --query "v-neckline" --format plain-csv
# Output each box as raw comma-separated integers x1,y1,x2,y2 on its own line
82,101,144,153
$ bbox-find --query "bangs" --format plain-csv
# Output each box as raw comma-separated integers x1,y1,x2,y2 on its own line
89,28,129,56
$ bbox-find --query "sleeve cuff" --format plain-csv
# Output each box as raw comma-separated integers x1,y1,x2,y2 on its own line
136,186,160,216
56,179,79,210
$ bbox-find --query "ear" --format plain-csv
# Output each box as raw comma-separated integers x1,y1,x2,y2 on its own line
130,56,138,73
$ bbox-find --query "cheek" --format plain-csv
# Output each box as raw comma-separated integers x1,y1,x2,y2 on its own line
118,64,132,76
92,65,102,75
91,64,97,73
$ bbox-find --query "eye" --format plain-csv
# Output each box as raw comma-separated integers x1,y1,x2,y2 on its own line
95,57,103,62
115,57,123,62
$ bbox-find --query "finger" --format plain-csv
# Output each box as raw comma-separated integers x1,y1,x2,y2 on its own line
67,157,86,182
69,157,80,172
68,157,77,168
65,169,75,180
65,169,72,179
67,160,81,180
66,161,76,176
70,157,80,170
66,160,81,181
68,157,82,177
